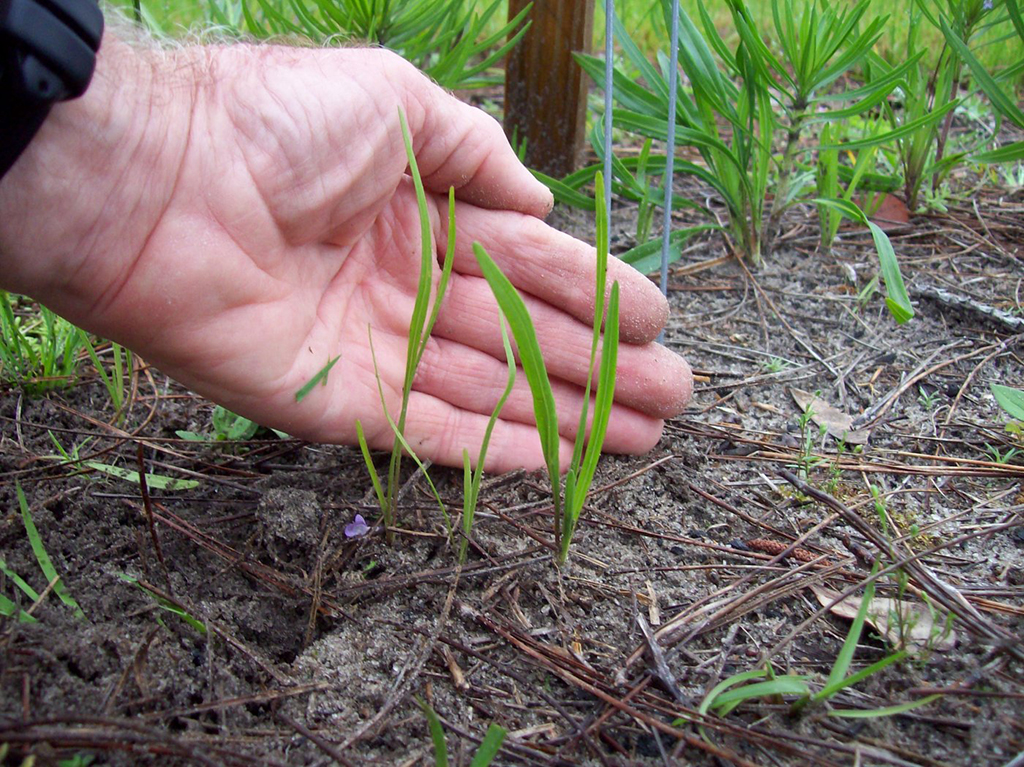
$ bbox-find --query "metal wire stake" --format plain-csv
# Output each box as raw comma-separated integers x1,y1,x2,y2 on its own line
603,0,614,219
658,0,682,343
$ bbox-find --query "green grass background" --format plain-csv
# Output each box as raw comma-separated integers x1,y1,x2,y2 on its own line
113,0,1023,84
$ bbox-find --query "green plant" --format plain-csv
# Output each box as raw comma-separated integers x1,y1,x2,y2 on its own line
416,696,506,766
80,333,133,423
864,0,1008,210
762,356,791,374
120,575,208,634
997,161,1024,190
815,124,887,255
917,385,939,410
0,484,85,622
984,443,1022,464
577,0,914,262
699,565,940,725
793,399,826,481
474,173,620,564
177,404,260,442
355,110,455,541
0,291,87,395
991,383,1024,444
814,198,913,322
460,314,516,563
206,0,532,91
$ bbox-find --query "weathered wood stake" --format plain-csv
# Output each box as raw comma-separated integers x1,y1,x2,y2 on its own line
504,0,595,178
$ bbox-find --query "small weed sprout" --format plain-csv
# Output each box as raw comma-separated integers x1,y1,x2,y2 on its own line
793,399,824,482
416,695,506,766
475,172,620,564
0,291,86,395
460,312,516,563
177,404,259,443
762,356,790,374
984,443,1021,464
4,484,86,621
355,109,456,542
917,386,938,411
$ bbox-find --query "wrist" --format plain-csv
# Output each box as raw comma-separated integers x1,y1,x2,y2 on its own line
0,30,195,321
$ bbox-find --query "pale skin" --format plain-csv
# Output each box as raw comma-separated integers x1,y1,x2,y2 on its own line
0,34,693,472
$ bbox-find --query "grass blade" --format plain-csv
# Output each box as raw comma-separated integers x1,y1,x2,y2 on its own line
469,723,507,767
84,462,200,491
415,696,449,767
17,483,84,619
473,244,562,526
295,355,341,402
356,420,387,514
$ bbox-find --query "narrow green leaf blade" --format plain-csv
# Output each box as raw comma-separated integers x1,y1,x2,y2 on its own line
295,355,341,402
17,483,84,619
469,723,507,767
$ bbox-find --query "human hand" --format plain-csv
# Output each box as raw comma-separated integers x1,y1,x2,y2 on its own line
0,36,692,471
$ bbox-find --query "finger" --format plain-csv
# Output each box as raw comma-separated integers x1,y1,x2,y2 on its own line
362,389,575,473
441,200,669,344
396,63,553,218
414,336,666,454
431,273,693,419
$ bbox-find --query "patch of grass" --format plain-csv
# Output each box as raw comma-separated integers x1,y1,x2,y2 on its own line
0,292,87,395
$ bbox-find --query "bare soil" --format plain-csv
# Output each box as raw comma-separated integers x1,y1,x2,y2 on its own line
2,163,1023,766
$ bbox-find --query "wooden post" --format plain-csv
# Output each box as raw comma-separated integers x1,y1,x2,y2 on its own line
504,0,595,178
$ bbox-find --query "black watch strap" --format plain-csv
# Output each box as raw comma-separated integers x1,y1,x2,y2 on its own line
0,0,103,178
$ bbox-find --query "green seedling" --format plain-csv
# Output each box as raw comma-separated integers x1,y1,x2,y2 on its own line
0,291,87,395
0,555,40,623
917,386,939,410
762,356,791,374
83,462,201,491
80,332,132,423
700,565,939,729
119,574,207,634
47,433,200,491
475,172,620,564
364,325,453,537
416,696,506,767
356,109,455,540
984,443,1021,464
461,312,516,563
793,399,824,482
177,404,260,442
8,483,85,620
814,198,913,323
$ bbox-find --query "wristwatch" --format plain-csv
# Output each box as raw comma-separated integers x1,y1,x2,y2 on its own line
0,0,103,179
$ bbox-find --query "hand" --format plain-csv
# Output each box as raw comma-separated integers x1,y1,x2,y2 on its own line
0,36,692,472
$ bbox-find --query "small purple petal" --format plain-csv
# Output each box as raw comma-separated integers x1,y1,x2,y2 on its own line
344,514,370,538
984,0,993,9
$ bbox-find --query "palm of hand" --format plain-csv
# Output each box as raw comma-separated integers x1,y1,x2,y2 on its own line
85,46,692,471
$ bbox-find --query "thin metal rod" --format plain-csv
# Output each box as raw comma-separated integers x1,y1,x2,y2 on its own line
603,0,614,216
658,0,681,342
